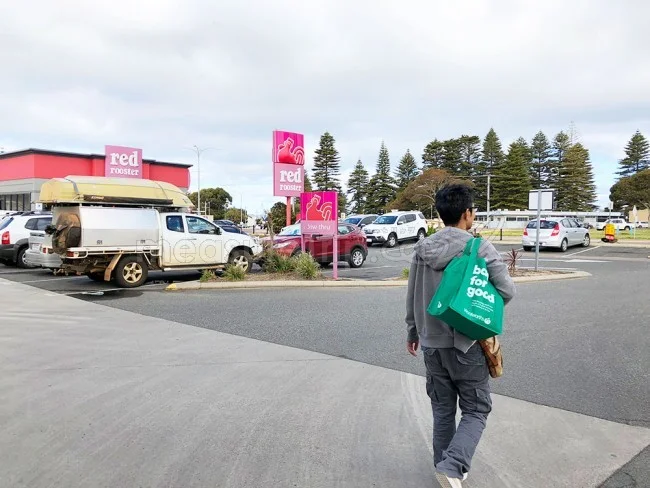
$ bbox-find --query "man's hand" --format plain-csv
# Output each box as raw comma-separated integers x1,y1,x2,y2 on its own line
407,341,419,357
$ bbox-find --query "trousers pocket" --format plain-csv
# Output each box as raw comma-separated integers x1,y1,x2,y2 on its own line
455,343,487,366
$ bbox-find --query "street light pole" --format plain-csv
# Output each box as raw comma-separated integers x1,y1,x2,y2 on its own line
186,145,214,215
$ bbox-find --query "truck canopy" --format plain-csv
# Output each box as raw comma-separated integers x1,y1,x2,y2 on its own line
39,176,194,209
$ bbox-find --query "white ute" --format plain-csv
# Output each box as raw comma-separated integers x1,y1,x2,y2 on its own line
39,176,263,288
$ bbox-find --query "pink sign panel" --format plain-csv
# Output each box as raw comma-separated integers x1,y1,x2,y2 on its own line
104,145,143,178
273,130,305,165
300,191,338,235
274,163,304,197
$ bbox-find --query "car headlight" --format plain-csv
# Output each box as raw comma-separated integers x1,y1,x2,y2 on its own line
273,242,292,248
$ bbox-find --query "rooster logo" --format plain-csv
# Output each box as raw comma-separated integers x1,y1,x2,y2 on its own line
276,137,305,165
305,194,333,221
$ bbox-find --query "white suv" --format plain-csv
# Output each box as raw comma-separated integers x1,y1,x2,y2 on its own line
0,212,53,267
363,211,428,247
597,218,633,232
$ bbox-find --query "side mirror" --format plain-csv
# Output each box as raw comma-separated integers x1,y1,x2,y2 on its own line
397,221,404,225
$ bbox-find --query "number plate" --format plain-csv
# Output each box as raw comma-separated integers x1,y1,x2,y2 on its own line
31,244,40,251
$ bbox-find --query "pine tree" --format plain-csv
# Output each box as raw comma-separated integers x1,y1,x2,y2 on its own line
441,138,462,175
422,139,445,169
347,159,370,214
549,131,570,190
474,129,505,212
458,135,481,176
491,138,532,210
365,142,397,213
293,173,312,216
395,149,419,190
530,131,552,189
555,143,597,211
312,131,342,191
617,130,650,177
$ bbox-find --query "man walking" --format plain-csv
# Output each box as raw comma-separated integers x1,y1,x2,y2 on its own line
405,184,516,487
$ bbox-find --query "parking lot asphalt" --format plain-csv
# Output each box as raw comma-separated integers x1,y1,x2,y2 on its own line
2,241,649,485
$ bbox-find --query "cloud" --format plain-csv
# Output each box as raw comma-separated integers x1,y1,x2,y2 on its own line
1,0,649,212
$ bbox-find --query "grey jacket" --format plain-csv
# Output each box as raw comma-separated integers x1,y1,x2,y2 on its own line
405,227,516,353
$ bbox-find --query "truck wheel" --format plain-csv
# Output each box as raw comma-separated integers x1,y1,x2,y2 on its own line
228,249,252,273
114,256,148,288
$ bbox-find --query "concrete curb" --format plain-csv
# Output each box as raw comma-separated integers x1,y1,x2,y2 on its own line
165,270,592,291
487,239,650,249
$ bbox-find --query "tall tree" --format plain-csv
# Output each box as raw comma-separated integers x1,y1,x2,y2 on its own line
491,138,532,210
549,131,570,190
458,135,481,176
366,142,397,213
422,139,445,169
312,131,342,192
610,169,650,211
530,131,552,189
293,173,312,216
395,149,419,190
346,159,370,214
441,138,462,175
556,143,597,211
387,168,466,217
617,130,650,178
475,128,505,212
188,187,232,218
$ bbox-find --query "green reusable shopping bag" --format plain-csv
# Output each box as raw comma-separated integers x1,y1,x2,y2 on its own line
427,237,504,340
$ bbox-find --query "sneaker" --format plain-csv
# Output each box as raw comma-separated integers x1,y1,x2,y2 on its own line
435,471,463,488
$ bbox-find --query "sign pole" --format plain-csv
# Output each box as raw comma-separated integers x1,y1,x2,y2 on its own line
534,189,542,272
286,197,292,227
333,234,338,280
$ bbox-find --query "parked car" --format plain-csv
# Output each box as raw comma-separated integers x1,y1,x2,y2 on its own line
363,211,428,248
25,231,62,270
343,214,379,229
635,221,648,229
522,218,590,252
0,212,53,267
265,223,368,268
213,219,236,227
218,224,249,235
596,218,633,231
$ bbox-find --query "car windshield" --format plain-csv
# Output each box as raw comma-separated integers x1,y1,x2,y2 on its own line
527,220,557,229
278,225,301,236
344,217,361,225
374,215,397,224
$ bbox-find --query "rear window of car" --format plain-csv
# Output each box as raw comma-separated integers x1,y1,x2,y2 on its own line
344,217,361,225
527,220,557,229
0,217,13,230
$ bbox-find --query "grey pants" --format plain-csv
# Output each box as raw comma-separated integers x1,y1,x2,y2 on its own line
422,343,492,479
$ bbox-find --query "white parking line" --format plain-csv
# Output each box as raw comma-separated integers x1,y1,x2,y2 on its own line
565,245,601,257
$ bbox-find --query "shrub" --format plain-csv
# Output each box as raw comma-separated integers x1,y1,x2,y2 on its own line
223,265,246,281
261,249,296,274
401,267,410,279
200,269,216,282
293,252,321,280
504,248,522,274
426,225,436,237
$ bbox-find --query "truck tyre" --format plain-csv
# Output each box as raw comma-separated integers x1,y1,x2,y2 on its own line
228,249,252,273
114,255,148,288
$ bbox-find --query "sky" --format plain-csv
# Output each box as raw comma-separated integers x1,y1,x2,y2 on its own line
2,0,649,216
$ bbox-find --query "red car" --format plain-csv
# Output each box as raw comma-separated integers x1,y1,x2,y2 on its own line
267,223,368,267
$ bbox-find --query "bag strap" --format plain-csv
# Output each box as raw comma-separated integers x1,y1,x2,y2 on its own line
463,236,482,256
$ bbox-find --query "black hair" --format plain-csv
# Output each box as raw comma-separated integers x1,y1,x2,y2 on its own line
435,183,474,226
